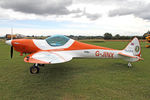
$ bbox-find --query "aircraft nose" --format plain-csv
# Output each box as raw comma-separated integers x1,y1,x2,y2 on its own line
5,40,12,46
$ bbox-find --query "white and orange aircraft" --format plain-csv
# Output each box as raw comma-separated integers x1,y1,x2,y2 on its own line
6,35,143,74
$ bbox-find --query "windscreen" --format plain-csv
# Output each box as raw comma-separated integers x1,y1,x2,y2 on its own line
45,35,70,46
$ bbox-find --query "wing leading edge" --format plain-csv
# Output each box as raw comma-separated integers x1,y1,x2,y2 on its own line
24,51,73,64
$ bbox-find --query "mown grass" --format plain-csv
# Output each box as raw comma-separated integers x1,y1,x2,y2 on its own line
0,40,149,100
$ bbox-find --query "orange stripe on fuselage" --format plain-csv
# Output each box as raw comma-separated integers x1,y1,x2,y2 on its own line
64,40,115,51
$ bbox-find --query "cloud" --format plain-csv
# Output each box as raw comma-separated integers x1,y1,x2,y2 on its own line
84,13,101,20
108,1,150,20
0,0,150,21
0,0,76,15
75,0,126,4
0,0,102,21
74,8,101,20
74,13,101,20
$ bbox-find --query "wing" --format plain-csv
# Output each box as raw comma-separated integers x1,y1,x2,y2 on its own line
24,51,73,64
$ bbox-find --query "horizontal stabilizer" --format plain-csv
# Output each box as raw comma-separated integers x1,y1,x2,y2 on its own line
118,51,143,62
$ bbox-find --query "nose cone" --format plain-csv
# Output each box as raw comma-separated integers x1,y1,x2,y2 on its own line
5,40,12,46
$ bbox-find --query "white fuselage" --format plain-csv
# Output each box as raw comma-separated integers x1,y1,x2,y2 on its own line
54,49,121,59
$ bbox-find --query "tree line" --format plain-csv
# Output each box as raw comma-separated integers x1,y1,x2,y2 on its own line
103,31,150,40
68,32,146,40
1,31,150,40
103,33,144,40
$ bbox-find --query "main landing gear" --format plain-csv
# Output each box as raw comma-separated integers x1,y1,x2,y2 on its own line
30,64,39,74
30,64,45,74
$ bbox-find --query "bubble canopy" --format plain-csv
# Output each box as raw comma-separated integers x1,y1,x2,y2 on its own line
45,35,70,46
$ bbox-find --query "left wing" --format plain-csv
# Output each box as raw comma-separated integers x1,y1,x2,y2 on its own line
24,51,73,64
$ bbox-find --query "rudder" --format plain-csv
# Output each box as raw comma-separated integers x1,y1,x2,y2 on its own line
123,37,141,57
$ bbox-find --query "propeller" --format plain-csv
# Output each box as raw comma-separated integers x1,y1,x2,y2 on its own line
11,46,13,58
10,27,13,58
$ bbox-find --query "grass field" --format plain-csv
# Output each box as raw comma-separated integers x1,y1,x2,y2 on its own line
0,40,150,100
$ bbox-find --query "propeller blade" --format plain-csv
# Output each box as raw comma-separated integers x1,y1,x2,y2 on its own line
11,46,13,58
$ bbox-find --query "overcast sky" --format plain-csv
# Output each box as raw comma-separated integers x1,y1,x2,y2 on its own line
0,0,150,36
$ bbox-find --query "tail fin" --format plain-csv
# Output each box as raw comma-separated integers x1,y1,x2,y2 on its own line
118,37,143,62
123,37,141,57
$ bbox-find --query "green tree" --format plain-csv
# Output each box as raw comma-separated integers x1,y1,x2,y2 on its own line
104,33,112,40
114,34,120,39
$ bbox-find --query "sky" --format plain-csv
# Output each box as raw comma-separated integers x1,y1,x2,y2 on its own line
0,0,150,36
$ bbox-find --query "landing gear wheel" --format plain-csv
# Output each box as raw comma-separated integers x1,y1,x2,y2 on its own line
30,66,40,74
128,62,132,68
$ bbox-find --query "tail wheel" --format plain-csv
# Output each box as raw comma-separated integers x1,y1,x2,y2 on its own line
128,62,132,68
30,66,40,74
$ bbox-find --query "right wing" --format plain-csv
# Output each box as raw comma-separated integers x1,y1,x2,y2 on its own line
24,51,73,64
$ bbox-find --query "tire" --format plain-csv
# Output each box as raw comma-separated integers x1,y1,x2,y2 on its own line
30,66,40,74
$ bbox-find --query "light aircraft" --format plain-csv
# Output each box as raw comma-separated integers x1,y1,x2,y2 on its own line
6,35,143,74
145,34,150,48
